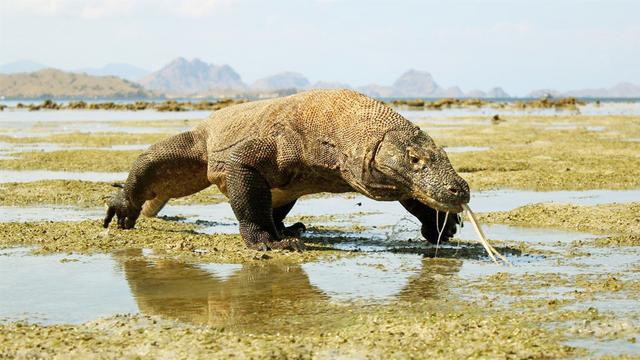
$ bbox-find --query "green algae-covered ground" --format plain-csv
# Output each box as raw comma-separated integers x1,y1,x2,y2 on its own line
0,149,140,172
0,302,581,359
0,132,168,147
480,202,640,247
0,180,226,207
0,218,349,264
437,116,640,191
1,110,640,358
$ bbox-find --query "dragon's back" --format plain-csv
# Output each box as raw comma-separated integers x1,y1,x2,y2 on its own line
199,89,415,161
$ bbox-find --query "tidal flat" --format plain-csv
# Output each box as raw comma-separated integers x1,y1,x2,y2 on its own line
1,105,639,358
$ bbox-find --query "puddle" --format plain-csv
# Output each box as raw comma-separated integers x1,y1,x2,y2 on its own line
564,338,640,358
0,170,128,183
0,248,138,324
565,298,640,315
470,189,640,212
0,247,457,327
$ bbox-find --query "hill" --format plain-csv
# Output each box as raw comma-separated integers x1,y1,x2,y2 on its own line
0,68,152,99
357,70,511,98
139,57,246,95
391,69,443,97
78,63,150,81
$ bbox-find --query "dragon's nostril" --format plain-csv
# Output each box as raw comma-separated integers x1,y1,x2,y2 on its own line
447,185,459,195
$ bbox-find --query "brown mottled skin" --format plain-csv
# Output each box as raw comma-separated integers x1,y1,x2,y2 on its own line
104,89,470,251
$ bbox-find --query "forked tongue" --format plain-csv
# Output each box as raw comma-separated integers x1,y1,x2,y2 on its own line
461,203,512,266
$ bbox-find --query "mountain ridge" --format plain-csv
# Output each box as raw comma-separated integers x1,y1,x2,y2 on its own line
0,68,152,99
1,59,639,98
138,57,247,95
77,63,150,81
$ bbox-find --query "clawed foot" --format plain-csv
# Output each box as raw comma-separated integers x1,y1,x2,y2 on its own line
103,184,141,229
247,237,306,252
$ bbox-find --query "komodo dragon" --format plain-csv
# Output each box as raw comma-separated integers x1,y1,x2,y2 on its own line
104,89,470,251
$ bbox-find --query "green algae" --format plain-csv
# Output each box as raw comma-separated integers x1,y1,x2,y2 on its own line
0,301,581,359
0,180,226,207
479,202,640,243
0,218,347,264
0,132,170,147
0,149,139,172
592,235,640,247
441,125,640,191
0,180,112,207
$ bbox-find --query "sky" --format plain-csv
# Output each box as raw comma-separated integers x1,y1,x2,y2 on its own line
1,0,639,95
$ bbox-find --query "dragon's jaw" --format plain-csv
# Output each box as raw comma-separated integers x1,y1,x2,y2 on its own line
412,191,466,213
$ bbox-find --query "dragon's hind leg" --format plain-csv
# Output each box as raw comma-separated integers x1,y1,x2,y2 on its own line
104,130,210,229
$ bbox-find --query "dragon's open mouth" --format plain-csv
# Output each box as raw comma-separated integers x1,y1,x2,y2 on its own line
413,193,465,213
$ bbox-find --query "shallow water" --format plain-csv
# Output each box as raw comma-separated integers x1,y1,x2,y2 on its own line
1,107,639,356
564,338,640,358
0,247,451,326
1,194,639,357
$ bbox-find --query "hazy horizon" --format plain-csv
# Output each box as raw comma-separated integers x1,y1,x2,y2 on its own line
1,0,639,96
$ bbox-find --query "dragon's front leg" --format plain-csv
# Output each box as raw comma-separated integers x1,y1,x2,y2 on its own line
400,198,460,244
226,138,305,251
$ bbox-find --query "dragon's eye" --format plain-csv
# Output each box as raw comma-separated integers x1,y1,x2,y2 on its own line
410,155,420,164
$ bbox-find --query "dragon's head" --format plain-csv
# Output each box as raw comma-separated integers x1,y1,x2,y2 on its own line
372,129,470,213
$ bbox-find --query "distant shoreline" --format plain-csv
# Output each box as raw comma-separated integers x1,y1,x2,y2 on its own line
2,96,639,114
2,96,640,105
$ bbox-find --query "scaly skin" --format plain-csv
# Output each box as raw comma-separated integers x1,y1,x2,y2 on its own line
104,89,470,251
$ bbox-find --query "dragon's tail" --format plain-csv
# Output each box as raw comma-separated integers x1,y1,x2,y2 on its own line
141,197,169,217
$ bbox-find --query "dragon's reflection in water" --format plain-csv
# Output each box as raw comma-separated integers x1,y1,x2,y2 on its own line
116,249,462,332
